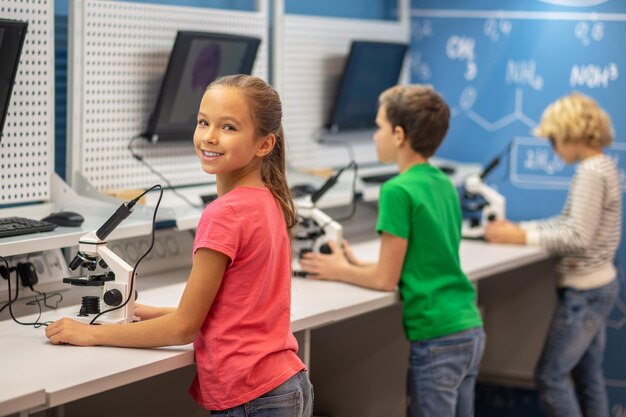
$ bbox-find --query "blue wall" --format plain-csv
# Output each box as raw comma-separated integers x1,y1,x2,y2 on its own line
410,0,626,413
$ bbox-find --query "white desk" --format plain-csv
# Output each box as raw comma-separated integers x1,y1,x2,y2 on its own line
0,239,548,415
348,238,550,282
0,384,45,417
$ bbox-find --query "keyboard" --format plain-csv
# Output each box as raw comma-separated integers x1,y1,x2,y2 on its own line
0,216,58,238
360,164,457,184
360,172,398,183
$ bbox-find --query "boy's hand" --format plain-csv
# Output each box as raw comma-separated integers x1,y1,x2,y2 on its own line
300,240,349,280
484,220,526,244
45,317,97,346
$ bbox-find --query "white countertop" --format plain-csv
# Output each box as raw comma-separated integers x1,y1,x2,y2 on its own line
0,238,548,414
348,239,550,281
0,383,45,417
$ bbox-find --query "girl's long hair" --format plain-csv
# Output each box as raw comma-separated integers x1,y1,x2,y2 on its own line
207,75,297,229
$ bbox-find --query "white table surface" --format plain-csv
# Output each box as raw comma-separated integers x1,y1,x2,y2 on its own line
348,239,551,281
0,383,45,417
0,239,548,413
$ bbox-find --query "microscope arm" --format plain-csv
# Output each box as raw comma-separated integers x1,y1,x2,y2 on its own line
309,207,343,246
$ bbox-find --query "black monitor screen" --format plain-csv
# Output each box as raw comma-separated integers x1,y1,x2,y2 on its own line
327,41,408,132
145,31,261,142
0,19,28,142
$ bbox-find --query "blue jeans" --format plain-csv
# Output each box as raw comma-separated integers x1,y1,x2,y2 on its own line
407,326,485,417
535,279,619,417
210,371,313,417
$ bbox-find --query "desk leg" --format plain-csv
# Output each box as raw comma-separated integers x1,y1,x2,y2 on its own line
303,329,311,369
34,404,65,417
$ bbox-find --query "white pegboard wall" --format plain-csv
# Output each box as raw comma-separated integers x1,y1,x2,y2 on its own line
0,0,55,205
277,13,409,170
70,0,268,191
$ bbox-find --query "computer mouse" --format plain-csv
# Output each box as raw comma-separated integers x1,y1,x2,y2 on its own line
41,211,85,227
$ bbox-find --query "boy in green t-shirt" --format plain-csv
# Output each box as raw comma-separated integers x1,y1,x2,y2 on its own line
300,85,484,417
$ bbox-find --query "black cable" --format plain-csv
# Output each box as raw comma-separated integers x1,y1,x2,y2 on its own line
311,139,360,222
484,140,514,184
28,285,63,309
332,160,359,222
89,184,164,325
0,266,18,315
128,136,203,209
0,255,51,327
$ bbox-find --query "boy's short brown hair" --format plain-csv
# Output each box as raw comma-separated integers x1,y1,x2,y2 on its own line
534,92,613,148
378,85,450,158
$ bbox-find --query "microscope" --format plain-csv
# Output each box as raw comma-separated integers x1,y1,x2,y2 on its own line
292,167,346,276
63,200,142,324
460,153,506,239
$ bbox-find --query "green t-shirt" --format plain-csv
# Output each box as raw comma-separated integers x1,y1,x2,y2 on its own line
376,163,483,341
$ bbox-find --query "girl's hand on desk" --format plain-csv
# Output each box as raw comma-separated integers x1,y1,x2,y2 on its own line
45,318,97,346
300,240,350,280
484,220,527,244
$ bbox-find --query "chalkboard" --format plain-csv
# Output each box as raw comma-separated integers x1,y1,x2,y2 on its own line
409,0,626,412
410,1,626,219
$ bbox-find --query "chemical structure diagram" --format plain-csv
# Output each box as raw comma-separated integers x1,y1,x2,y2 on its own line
452,86,538,132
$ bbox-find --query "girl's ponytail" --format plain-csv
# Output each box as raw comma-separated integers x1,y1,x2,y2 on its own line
261,125,297,229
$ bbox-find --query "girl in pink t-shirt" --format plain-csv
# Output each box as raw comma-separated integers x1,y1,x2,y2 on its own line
46,75,312,415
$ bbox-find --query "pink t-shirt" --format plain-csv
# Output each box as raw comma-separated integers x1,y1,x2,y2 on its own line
189,186,305,410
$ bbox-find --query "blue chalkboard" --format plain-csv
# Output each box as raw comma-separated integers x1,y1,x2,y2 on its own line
409,0,626,412
410,5,626,218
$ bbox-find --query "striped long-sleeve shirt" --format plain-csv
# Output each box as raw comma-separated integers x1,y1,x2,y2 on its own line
520,153,622,289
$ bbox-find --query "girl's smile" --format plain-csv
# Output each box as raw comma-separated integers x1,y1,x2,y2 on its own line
199,150,224,162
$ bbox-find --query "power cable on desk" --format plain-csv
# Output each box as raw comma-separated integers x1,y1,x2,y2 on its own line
89,184,164,325
0,265,18,315
0,255,51,327
128,136,204,210
27,286,63,310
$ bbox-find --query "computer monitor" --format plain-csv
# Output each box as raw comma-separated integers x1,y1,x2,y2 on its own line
144,31,261,143
327,40,408,133
0,19,28,143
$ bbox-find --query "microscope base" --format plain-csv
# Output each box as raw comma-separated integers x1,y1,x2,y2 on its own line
462,223,486,240
64,313,139,324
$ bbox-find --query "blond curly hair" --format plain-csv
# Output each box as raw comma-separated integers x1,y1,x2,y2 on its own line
534,92,613,149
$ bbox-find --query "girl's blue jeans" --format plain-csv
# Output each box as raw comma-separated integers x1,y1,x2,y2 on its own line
535,278,619,417
210,370,313,417
407,326,485,417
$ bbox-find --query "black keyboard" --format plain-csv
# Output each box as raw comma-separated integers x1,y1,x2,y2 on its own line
360,172,398,183
0,216,57,238
360,164,457,184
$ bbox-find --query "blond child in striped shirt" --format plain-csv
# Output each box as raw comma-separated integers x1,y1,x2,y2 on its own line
486,92,621,417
